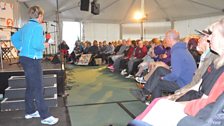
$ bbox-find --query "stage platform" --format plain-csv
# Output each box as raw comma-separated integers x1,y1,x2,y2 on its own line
0,97,71,126
0,59,66,96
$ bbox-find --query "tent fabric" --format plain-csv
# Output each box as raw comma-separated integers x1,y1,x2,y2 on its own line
18,0,224,23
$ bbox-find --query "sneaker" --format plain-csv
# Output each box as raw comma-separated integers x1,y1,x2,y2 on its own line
107,64,112,68
25,111,40,119
135,77,146,84
125,74,134,79
41,116,59,125
108,65,114,70
121,69,127,75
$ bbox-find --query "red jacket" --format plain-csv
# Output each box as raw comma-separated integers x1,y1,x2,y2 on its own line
126,46,135,59
134,45,148,59
185,72,224,116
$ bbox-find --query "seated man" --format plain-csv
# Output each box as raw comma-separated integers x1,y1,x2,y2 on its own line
58,40,69,61
107,40,128,66
169,22,219,102
125,40,148,78
132,29,197,101
128,19,224,126
88,40,99,66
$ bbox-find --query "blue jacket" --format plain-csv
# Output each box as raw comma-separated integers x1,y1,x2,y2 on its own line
163,42,197,88
11,19,45,59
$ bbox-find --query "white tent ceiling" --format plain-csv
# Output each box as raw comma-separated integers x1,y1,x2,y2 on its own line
19,0,224,23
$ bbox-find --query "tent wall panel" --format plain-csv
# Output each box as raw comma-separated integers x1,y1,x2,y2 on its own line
84,23,120,42
122,22,171,40
175,15,224,38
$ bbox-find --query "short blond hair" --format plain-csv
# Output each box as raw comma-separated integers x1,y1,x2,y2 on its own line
28,6,44,19
151,38,161,45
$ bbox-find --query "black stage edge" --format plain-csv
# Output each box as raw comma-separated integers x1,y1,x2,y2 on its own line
0,60,65,96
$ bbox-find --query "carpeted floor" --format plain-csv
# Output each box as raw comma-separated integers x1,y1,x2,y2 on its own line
0,65,146,126
66,65,146,126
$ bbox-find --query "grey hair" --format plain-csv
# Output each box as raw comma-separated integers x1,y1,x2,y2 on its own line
28,6,44,19
166,29,180,41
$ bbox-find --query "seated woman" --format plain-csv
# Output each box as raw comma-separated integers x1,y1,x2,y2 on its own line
118,40,137,74
109,39,132,72
101,42,115,64
134,38,162,77
107,40,128,66
127,18,224,126
69,41,83,64
135,39,171,84
187,38,201,66
82,41,91,54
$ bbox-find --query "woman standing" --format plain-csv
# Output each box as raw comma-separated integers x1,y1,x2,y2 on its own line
11,6,58,125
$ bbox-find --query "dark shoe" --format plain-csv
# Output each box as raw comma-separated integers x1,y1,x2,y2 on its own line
130,89,151,102
145,95,152,101
136,83,144,89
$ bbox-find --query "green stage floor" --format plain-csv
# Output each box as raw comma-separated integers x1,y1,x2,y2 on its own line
66,65,146,126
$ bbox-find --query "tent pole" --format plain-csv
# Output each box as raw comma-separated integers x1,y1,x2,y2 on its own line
140,20,144,40
140,0,144,40
119,24,123,40
56,0,64,70
171,20,175,29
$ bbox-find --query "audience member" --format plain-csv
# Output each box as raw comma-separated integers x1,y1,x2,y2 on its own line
128,18,224,126
88,40,99,65
132,29,197,101
58,40,69,61
125,40,147,78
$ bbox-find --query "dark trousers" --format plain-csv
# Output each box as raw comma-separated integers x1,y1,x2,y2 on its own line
19,56,50,119
113,56,123,72
101,53,111,64
144,67,180,99
119,58,129,70
69,52,81,63
130,59,143,75
108,57,114,65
